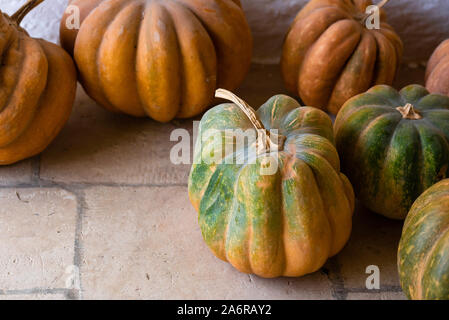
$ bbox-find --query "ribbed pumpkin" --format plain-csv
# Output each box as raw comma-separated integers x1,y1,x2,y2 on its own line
59,0,252,122
188,89,355,278
281,0,403,115
335,85,449,220
426,39,449,97
398,179,449,300
0,0,76,165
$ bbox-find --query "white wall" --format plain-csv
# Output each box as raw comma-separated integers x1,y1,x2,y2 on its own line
0,0,68,46
1,0,449,64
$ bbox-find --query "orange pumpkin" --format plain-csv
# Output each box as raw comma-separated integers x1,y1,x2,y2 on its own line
0,0,77,165
426,39,449,97
281,0,403,115
60,0,253,122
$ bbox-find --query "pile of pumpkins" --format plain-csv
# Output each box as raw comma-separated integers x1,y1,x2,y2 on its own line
1,0,448,300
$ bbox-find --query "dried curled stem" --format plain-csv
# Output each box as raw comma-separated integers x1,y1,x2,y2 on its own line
396,103,423,120
11,0,44,24
376,0,390,10
215,89,285,155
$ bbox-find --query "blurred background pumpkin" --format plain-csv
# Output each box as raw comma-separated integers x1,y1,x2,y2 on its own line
4,0,448,65
426,39,449,97
59,0,253,122
0,0,76,165
281,0,403,115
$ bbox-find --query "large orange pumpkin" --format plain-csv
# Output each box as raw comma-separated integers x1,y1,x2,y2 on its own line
281,0,403,115
0,0,77,165
426,39,449,97
60,0,253,122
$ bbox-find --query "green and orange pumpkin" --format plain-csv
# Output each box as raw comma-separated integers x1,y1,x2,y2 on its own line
188,89,354,278
398,179,449,300
60,0,252,122
335,85,449,220
0,0,77,165
281,0,403,115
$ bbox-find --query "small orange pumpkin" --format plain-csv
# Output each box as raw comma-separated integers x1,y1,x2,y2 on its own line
281,0,403,115
0,0,77,165
426,39,449,97
60,0,253,122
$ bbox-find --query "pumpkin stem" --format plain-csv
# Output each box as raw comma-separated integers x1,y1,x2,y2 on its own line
215,89,285,155
396,103,423,120
359,0,390,24
375,0,390,10
11,0,44,25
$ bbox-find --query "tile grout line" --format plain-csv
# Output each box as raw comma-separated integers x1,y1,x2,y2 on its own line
67,188,86,300
2,156,189,299
37,156,85,300
17,156,87,300
345,286,403,293
0,288,70,296
0,181,188,190
324,258,403,298
30,156,41,184
323,258,347,300
3,159,405,299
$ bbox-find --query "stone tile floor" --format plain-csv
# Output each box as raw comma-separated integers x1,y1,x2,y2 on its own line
0,63,426,300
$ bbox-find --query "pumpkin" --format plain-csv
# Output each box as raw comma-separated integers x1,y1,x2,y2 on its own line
0,0,77,165
281,0,403,115
426,39,449,97
188,89,355,278
335,84,449,220
59,0,252,122
398,179,449,300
